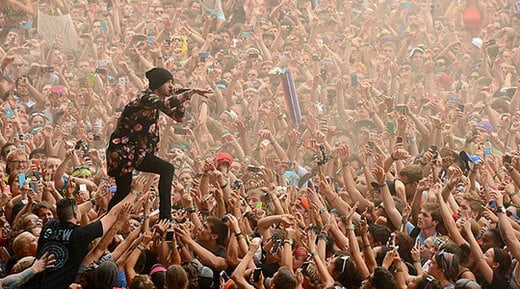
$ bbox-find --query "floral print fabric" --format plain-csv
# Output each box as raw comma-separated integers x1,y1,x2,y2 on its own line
106,90,184,177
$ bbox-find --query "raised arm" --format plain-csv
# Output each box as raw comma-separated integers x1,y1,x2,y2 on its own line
100,176,143,234
230,238,259,289
176,223,228,271
375,165,402,228
461,215,493,283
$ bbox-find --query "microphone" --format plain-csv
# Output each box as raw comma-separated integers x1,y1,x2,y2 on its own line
174,88,191,94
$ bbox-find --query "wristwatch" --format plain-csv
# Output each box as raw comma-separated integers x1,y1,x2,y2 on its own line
497,206,507,214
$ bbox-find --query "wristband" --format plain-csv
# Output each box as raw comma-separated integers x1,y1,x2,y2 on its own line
414,259,421,263
185,207,196,214
131,190,139,196
497,206,507,214
346,225,355,231
311,251,318,256
391,153,398,161
220,182,228,189
137,245,145,251
317,234,328,241
283,238,294,246
235,232,243,237
319,208,327,214
511,192,518,197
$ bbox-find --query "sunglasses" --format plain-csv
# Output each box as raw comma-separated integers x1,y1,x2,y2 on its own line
332,254,350,274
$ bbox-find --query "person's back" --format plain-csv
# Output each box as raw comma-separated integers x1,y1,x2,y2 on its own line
21,198,103,289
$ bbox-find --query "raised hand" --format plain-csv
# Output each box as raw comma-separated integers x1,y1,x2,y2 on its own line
141,230,154,246
130,175,147,193
191,88,213,98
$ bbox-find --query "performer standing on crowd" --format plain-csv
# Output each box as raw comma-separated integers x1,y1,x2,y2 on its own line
106,67,211,220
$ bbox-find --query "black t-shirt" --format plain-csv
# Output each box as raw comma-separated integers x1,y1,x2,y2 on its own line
482,271,510,289
21,218,103,289
212,246,227,289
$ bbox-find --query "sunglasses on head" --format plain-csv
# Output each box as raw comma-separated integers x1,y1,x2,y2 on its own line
332,254,350,274
437,250,454,270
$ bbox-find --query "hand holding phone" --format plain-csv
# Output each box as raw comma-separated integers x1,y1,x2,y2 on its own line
252,268,262,282
18,174,26,189
220,271,230,282
165,230,175,241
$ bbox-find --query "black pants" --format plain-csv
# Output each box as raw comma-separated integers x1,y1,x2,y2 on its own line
108,154,174,220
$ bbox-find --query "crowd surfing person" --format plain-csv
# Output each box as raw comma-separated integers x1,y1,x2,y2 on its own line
0,0,520,289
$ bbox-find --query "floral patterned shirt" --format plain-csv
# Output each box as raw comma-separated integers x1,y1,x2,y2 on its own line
106,90,185,177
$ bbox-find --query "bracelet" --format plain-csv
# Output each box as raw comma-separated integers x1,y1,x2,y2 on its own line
363,244,371,248
235,232,243,237
311,251,318,256
414,258,421,263
131,190,139,196
220,182,228,189
346,225,355,231
511,192,518,197
317,234,328,241
137,245,145,251
394,265,403,273
391,153,398,161
508,166,515,172
319,208,327,214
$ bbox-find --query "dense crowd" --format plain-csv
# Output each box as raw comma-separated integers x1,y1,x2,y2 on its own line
1,0,520,288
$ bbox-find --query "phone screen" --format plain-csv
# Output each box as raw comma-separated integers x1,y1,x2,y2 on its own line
29,182,38,192
165,230,174,241
18,174,26,189
253,268,262,282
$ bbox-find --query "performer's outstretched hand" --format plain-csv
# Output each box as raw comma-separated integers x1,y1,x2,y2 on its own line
191,88,213,98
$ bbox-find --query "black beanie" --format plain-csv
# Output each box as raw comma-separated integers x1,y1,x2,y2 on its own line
94,261,119,289
146,67,173,90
